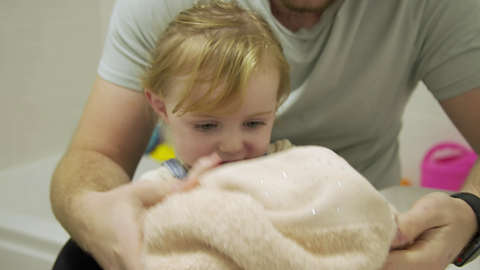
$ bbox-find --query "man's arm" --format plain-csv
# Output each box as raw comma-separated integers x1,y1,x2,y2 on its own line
441,86,480,193
382,86,480,270
50,76,170,269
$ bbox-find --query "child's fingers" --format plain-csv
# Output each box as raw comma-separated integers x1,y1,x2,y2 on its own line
188,152,222,179
182,153,222,190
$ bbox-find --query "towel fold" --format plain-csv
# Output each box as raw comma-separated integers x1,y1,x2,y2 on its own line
143,146,397,270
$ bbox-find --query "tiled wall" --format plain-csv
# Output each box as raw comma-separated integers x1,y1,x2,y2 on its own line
0,0,106,170
0,1,471,186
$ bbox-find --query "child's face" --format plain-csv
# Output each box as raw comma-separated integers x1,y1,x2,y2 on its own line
147,67,279,167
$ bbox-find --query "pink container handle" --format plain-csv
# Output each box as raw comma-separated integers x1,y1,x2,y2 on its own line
421,142,477,191
423,142,470,164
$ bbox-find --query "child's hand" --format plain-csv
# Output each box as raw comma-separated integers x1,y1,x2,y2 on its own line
172,152,222,192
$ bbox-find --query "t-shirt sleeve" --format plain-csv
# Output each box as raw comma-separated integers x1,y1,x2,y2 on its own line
97,0,177,91
415,0,480,100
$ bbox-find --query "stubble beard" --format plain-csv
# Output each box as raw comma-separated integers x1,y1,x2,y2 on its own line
280,0,336,13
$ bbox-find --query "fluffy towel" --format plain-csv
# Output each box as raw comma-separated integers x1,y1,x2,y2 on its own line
142,146,398,270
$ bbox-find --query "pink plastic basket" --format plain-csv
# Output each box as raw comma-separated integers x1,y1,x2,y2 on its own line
421,142,477,191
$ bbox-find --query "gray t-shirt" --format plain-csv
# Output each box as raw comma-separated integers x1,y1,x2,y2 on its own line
98,0,480,189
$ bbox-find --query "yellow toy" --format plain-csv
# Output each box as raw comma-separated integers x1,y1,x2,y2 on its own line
150,143,175,162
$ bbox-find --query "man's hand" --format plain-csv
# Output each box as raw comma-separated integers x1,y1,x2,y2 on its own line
76,180,186,270
381,192,477,270
78,153,220,270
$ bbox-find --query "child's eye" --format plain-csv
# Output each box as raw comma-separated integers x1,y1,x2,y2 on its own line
244,121,266,128
195,123,217,131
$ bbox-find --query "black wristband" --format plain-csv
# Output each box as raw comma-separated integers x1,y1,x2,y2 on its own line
451,192,480,232
450,192,480,266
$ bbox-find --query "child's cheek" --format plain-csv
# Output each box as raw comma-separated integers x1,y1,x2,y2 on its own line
245,141,267,157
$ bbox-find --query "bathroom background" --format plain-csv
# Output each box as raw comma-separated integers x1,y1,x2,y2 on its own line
0,0,474,269
0,0,470,184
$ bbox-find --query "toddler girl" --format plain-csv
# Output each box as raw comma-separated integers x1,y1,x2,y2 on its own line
139,0,292,183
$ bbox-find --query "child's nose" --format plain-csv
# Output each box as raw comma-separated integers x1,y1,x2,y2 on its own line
218,134,243,154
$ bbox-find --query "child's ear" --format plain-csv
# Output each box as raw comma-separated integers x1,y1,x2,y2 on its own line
145,89,170,124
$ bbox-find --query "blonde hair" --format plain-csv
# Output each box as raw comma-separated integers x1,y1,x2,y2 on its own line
142,0,290,115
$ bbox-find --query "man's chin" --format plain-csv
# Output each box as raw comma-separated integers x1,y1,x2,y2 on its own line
280,0,336,13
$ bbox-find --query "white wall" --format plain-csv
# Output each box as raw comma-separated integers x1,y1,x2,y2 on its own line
398,82,470,186
0,0,109,170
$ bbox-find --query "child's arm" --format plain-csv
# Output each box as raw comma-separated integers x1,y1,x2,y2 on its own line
137,166,178,183
139,153,221,191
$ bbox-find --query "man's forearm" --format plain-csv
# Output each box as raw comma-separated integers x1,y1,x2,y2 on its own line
50,149,131,243
462,160,480,196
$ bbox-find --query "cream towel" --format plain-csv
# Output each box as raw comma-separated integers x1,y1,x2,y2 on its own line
142,146,397,270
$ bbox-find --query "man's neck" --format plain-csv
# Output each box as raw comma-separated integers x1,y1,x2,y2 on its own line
269,0,334,32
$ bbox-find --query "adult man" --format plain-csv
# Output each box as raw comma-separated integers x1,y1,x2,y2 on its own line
51,0,480,269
